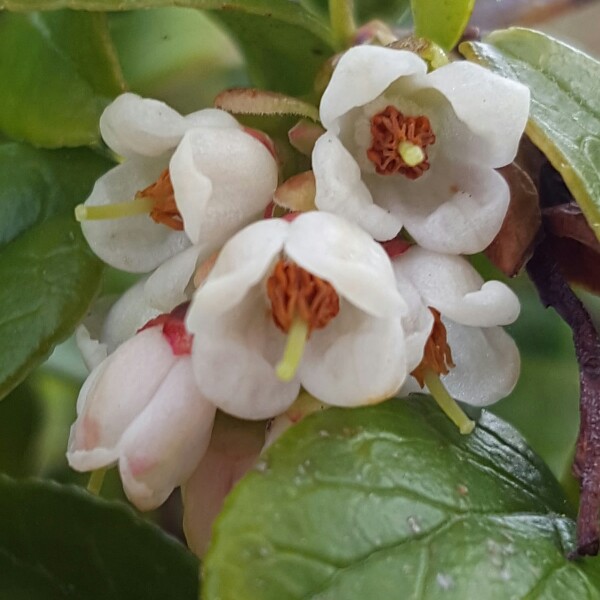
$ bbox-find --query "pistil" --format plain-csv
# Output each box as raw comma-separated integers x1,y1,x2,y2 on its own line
397,141,426,167
75,197,154,222
276,316,310,382
424,370,475,435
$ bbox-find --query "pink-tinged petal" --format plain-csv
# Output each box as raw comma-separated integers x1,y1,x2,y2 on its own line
285,211,404,318
313,132,403,241
421,61,530,168
191,287,299,419
118,357,216,511
320,46,427,131
81,158,190,273
170,127,278,247
394,247,520,327
100,93,190,159
440,319,520,407
67,328,177,472
182,414,265,557
186,219,288,327
300,301,409,407
376,160,509,255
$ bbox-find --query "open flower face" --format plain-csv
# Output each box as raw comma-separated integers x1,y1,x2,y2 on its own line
79,93,279,273
67,305,216,511
393,246,521,406
313,46,530,254
186,211,432,420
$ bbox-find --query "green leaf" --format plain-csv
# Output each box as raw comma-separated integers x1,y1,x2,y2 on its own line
300,0,410,25
0,475,198,599
0,2,334,98
203,396,600,599
0,11,125,148
460,28,600,242
0,218,103,399
0,143,113,398
411,0,475,51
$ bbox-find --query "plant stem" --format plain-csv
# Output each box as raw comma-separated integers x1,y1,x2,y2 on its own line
329,0,356,50
527,237,600,557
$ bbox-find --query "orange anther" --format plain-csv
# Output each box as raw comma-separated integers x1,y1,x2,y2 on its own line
136,169,184,231
266,260,339,334
367,106,435,179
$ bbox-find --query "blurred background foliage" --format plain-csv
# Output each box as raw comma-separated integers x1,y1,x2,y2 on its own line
1,0,599,512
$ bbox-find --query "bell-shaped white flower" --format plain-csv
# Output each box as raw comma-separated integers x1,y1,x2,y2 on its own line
67,305,216,511
313,46,530,254
78,93,278,272
393,246,521,407
186,211,432,420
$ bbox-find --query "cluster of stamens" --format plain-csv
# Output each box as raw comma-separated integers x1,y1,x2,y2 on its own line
266,259,339,335
136,169,183,231
367,106,435,179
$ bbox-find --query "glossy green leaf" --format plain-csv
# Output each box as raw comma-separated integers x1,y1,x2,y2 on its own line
411,0,475,50
0,1,334,98
204,396,600,599
0,475,198,599
0,11,125,147
461,28,600,242
0,218,103,399
300,0,410,24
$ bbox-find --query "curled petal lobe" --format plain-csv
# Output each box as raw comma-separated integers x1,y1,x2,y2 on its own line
100,93,191,159
422,61,530,168
394,247,520,327
300,303,409,407
313,132,403,241
170,127,278,247
285,211,405,318
320,46,427,131
441,319,521,407
186,219,288,326
118,357,216,511
190,288,299,420
379,160,510,255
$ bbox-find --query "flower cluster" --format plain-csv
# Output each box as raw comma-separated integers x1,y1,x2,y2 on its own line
68,45,529,554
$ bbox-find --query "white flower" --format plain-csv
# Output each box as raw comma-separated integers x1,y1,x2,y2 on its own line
393,246,521,406
182,413,266,557
186,211,432,420
313,46,530,254
67,305,216,510
79,93,278,272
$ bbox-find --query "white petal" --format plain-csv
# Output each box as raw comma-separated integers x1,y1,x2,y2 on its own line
100,93,190,159
320,46,427,131
191,287,299,420
144,243,216,313
300,302,408,407
313,132,403,241
421,61,530,168
394,247,520,327
102,278,161,354
118,357,216,511
186,219,288,328
285,212,404,318
170,127,278,246
394,272,434,372
67,328,177,471
441,319,520,406
183,108,242,130
81,159,190,272
182,414,265,557
380,160,509,255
